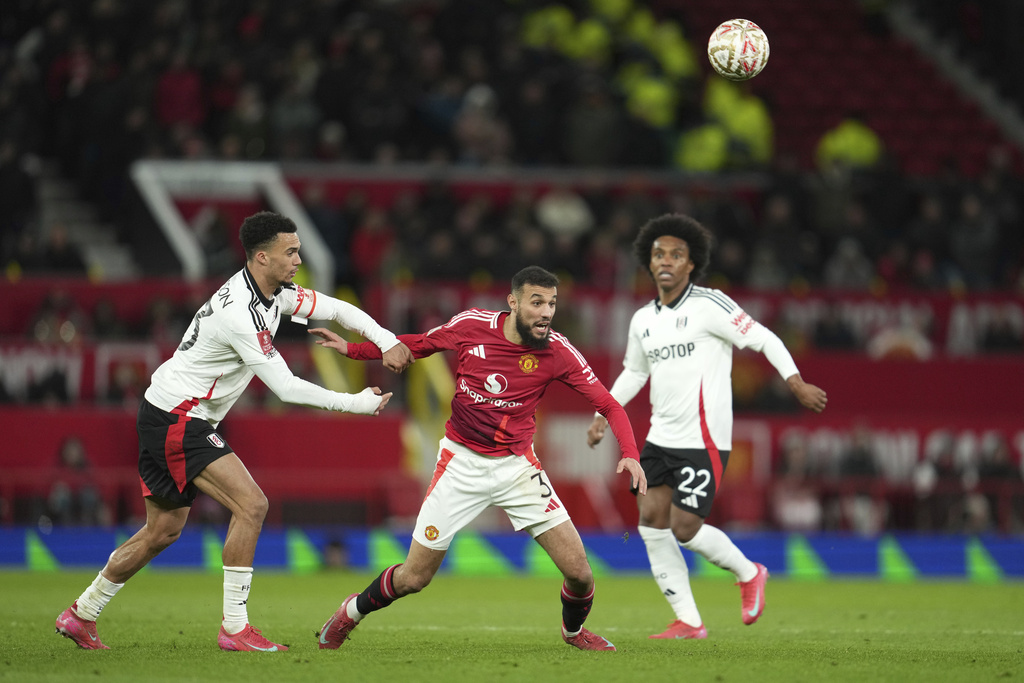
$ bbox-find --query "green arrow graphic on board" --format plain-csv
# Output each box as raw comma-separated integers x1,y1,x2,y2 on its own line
368,529,407,571
449,531,514,576
203,528,224,573
879,535,917,582
787,534,828,581
966,537,1003,584
26,530,59,572
286,528,322,574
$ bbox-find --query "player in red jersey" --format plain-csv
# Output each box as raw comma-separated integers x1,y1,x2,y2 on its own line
312,266,647,651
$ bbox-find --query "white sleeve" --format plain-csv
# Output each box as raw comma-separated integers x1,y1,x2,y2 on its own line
597,315,650,416
756,329,800,380
706,294,800,380
607,368,648,408
251,354,383,414
283,285,400,353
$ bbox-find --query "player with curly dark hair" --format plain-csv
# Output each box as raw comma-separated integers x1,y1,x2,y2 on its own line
631,214,714,283
589,213,827,639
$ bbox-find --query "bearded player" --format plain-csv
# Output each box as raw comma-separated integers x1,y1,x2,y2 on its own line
309,265,647,652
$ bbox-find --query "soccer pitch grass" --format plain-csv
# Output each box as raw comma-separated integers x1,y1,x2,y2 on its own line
5,571,1021,683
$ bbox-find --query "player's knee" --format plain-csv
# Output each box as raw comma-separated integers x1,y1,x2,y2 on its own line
564,561,594,588
637,500,670,529
235,490,269,528
672,517,702,543
250,491,269,522
638,511,668,528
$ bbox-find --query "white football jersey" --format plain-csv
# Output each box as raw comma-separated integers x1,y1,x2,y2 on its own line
145,267,399,425
607,283,799,450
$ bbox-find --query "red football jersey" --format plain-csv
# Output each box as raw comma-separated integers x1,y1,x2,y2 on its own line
347,309,640,459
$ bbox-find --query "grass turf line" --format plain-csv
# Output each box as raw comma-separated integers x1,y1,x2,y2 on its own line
4,570,1022,683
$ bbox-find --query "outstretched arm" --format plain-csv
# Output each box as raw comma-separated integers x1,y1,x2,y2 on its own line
309,327,444,361
594,398,647,495
250,354,393,415
748,328,827,413
573,374,647,494
309,327,350,355
556,338,647,493
718,308,827,414
288,288,413,373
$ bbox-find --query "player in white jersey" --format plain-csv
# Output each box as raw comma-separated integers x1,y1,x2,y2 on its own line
55,212,413,652
587,214,827,640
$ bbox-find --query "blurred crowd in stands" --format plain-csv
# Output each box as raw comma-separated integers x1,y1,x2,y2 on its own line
0,1,1022,530
296,153,1024,296
0,0,1022,296
0,0,1022,405
770,426,1023,535
36,435,112,527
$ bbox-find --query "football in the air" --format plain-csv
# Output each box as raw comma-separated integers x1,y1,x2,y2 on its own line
707,19,769,81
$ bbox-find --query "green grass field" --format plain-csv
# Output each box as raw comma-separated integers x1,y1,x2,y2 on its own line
4,570,1021,683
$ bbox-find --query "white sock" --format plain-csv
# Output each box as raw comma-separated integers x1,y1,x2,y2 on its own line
345,597,365,623
638,526,702,626
681,524,757,582
75,573,124,622
222,566,253,634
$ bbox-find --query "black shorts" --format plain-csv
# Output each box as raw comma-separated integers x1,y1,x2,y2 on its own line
639,442,731,518
136,399,234,507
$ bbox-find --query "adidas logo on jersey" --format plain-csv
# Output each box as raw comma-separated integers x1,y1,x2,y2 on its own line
544,499,561,514
468,345,486,359
681,493,699,508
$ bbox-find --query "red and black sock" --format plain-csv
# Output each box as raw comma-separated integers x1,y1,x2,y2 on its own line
560,581,594,633
356,563,401,615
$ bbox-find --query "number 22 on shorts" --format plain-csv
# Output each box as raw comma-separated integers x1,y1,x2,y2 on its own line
677,466,710,508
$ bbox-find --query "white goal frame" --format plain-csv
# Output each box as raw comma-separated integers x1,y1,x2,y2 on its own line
130,160,334,292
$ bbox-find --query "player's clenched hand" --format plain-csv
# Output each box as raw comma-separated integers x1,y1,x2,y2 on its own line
309,327,348,356
617,458,647,495
382,342,414,374
586,415,608,448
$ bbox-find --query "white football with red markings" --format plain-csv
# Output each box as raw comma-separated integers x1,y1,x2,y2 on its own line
707,19,769,81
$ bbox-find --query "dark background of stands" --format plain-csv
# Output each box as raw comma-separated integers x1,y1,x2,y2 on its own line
0,0,1022,534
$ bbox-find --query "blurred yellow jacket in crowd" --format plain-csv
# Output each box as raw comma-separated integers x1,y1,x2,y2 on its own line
816,116,884,170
